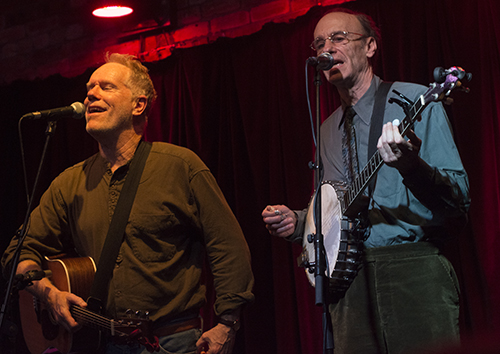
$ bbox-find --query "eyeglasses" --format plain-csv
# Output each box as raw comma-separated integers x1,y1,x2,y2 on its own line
310,31,368,52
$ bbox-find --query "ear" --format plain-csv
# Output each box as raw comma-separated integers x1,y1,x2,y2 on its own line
132,95,148,117
365,37,377,59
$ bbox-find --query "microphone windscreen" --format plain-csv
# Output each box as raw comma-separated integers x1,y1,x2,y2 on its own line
71,102,86,119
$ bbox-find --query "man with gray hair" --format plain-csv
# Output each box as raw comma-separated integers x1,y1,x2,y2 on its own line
3,53,254,354
262,8,469,353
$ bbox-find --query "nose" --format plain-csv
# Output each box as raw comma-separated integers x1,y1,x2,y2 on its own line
86,84,101,102
321,39,337,55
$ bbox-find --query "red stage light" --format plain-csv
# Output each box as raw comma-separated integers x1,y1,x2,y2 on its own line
92,5,134,18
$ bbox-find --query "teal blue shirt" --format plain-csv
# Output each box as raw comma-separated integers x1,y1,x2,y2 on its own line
292,76,470,248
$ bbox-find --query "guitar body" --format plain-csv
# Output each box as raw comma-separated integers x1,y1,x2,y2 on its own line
19,256,99,354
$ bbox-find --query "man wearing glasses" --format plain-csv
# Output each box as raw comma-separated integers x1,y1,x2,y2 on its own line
262,8,470,353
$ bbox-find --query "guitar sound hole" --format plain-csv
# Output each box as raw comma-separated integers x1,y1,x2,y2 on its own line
40,309,59,340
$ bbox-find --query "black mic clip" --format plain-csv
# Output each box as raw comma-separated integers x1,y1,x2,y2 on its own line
14,269,53,290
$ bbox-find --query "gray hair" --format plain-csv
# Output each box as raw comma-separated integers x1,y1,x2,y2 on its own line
105,52,157,117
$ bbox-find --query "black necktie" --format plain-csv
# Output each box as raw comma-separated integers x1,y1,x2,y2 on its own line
341,106,358,185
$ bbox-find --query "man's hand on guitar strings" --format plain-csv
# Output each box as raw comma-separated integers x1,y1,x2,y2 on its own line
261,205,297,238
377,121,422,175
44,287,88,332
16,259,86,332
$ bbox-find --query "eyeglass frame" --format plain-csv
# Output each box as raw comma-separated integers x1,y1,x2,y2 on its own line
310,31,368,52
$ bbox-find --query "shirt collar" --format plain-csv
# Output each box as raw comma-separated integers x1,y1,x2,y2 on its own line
342,75,382,127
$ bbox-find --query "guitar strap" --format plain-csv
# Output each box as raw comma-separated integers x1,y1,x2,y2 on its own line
367,81,393,196
87,140,152,313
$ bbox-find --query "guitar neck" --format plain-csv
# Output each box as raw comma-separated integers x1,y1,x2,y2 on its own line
70,306,127,337
343,95,426,213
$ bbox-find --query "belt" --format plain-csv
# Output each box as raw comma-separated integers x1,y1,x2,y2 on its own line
364,242,440,261
153,317,202,337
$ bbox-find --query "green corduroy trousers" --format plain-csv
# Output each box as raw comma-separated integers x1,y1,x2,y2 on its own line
329,242,460,354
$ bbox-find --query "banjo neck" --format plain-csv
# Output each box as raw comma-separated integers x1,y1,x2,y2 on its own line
341,67,467,215
341,95,424,215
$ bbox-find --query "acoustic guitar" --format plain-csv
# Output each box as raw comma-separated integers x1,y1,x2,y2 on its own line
18,256,157,354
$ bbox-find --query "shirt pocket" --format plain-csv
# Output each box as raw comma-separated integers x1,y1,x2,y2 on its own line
127,213,178,263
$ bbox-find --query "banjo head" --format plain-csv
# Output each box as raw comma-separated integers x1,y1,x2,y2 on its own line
299,181,363,295
302,181,344,287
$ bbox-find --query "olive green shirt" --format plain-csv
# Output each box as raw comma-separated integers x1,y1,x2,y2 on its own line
2,142,254,323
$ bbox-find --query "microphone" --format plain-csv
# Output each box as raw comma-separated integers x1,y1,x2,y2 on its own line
307,52,336,71
22,102,85,120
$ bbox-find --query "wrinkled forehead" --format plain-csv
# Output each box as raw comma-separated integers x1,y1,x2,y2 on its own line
313,12,363,39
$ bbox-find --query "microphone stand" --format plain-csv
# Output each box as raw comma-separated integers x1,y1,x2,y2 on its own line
311,68,334,354
0,120,58,341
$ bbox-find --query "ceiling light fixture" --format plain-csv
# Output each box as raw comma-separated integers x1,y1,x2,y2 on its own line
92,2,134,18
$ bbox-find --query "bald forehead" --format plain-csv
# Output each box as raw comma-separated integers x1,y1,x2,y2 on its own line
96,62,130,80
314,12,363,38
87,62,131,90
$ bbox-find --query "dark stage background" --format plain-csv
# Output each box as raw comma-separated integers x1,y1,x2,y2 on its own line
1,0,499,353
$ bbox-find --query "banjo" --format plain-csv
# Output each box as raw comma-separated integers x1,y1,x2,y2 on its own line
297,67,471,293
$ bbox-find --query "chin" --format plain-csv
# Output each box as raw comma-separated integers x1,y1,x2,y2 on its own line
86,125,105,139
327,73,343,85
